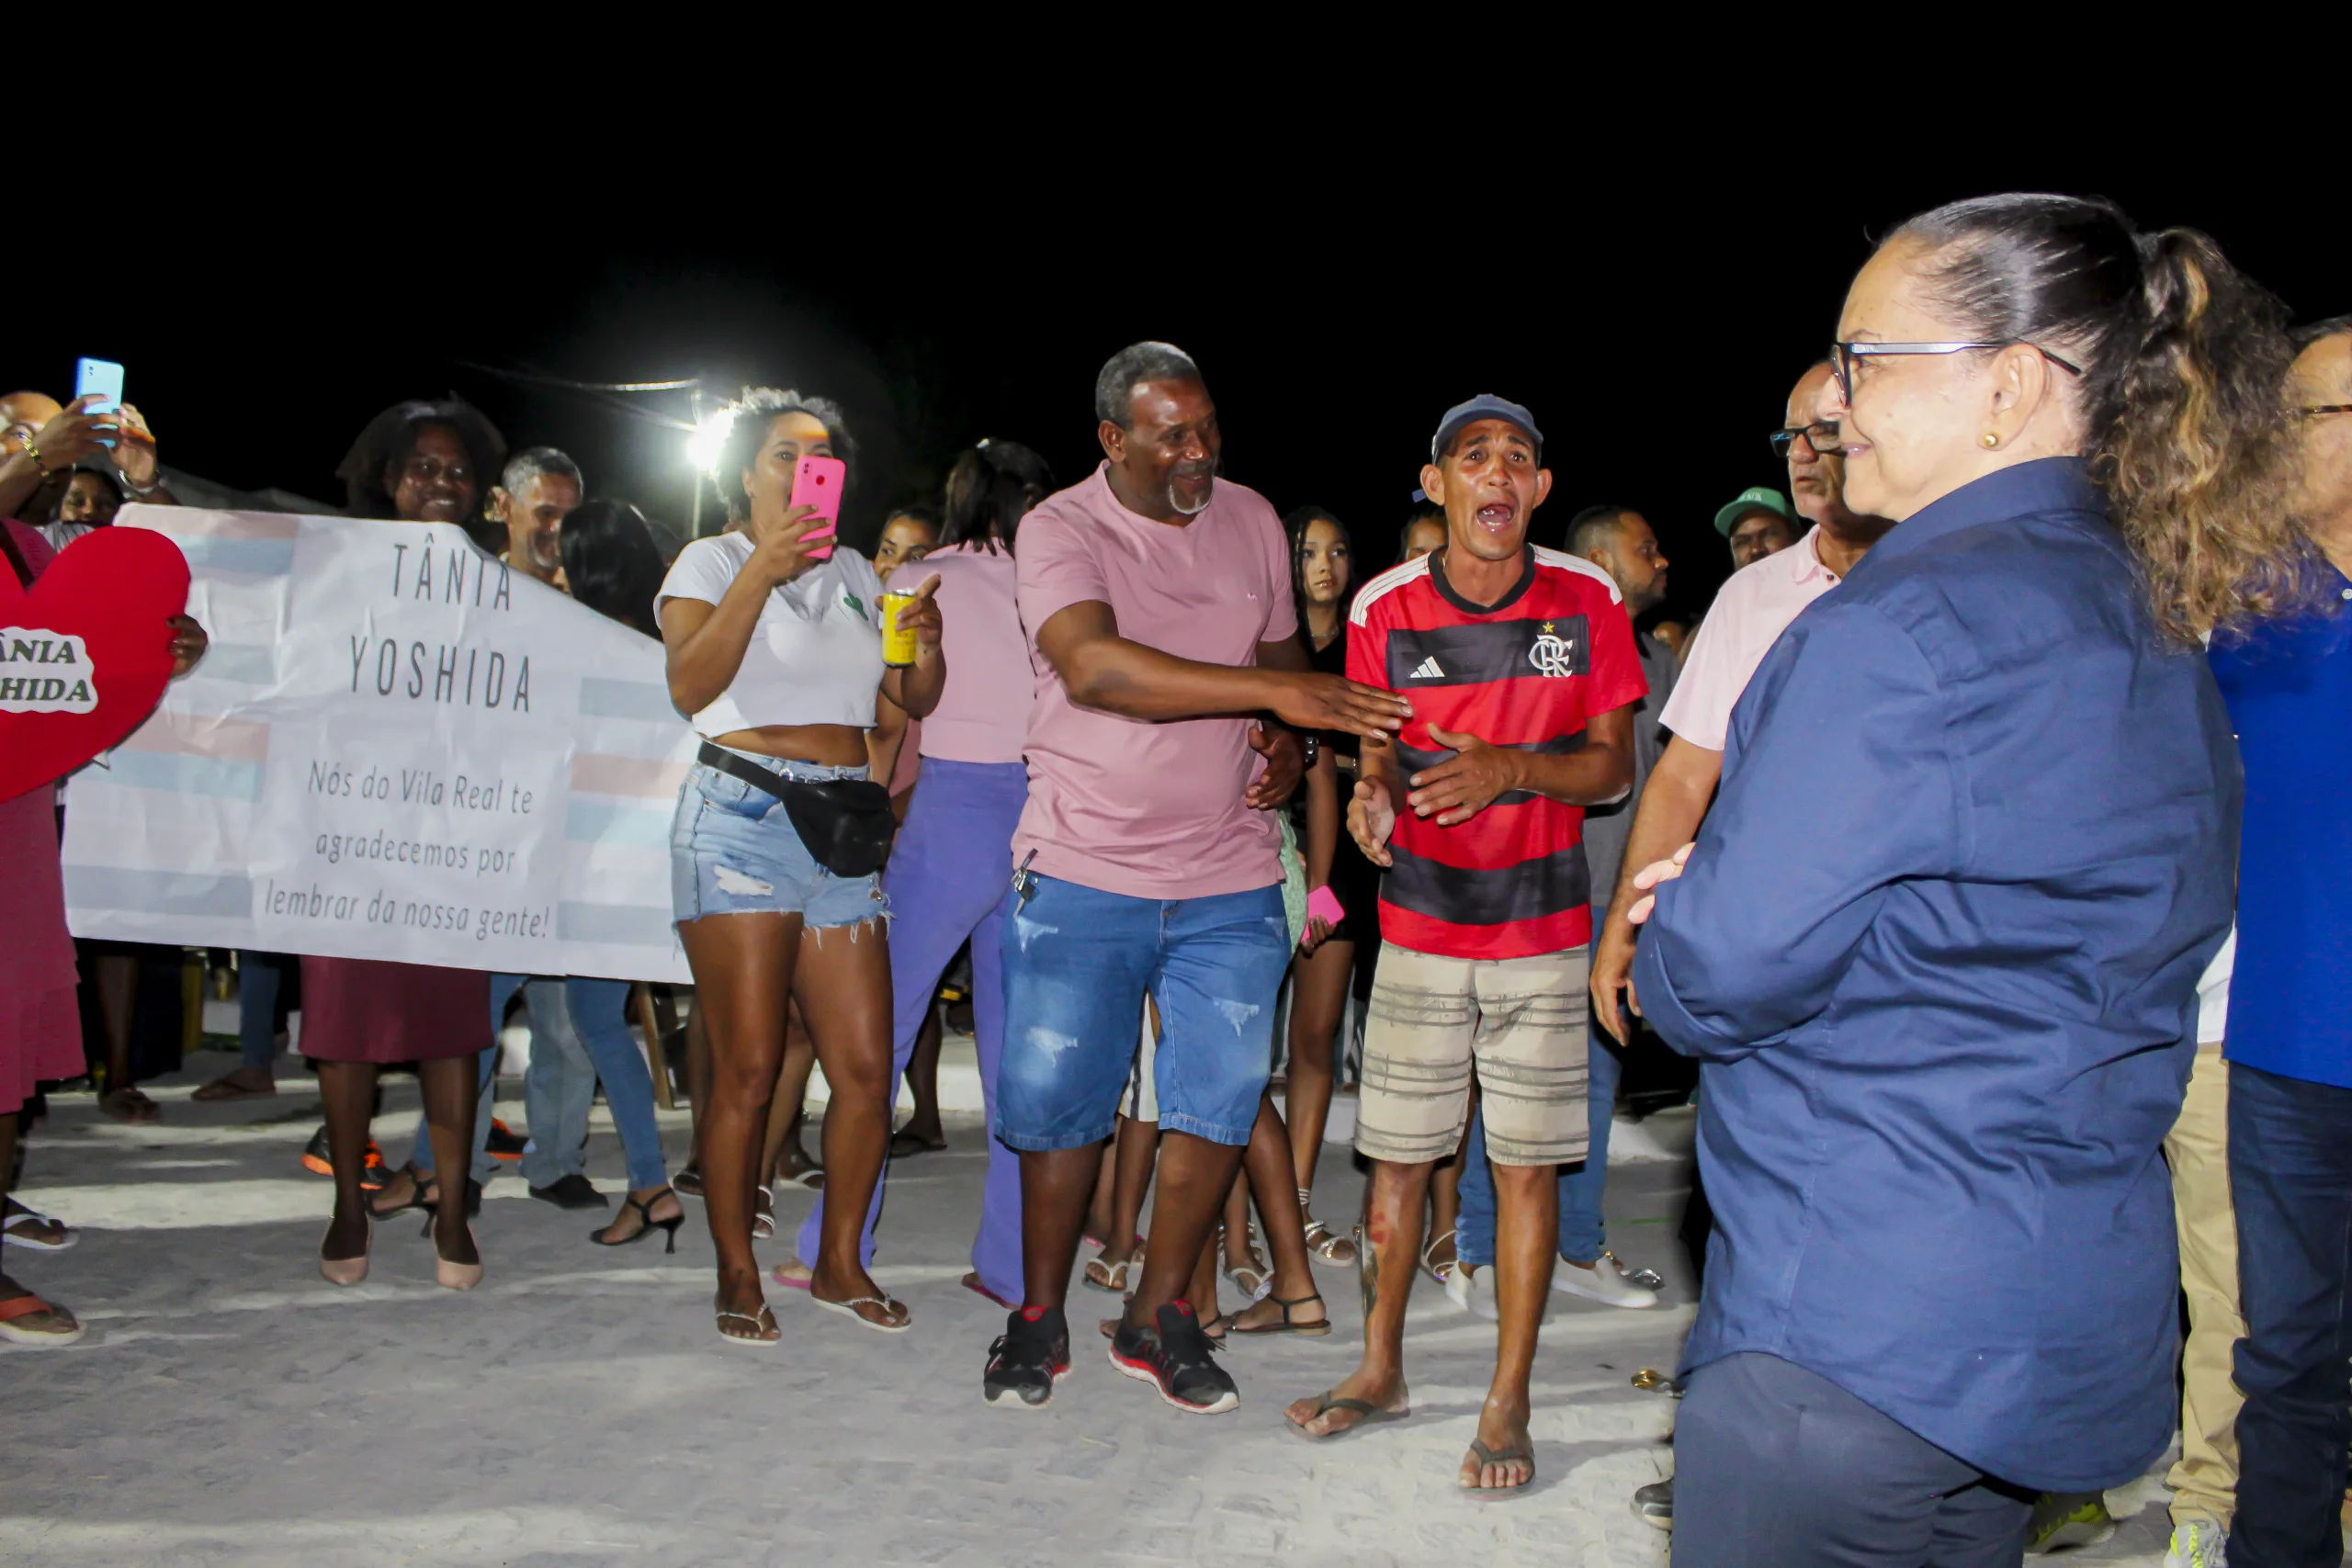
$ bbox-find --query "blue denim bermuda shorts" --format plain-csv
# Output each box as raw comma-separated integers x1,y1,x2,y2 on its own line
994,874,1292,1151
670,752,889,929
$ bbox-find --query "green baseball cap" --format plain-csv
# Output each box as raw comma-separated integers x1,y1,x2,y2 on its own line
1713,485,1793,538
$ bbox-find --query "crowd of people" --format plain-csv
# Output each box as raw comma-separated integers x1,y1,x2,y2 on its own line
3,188,2350,1566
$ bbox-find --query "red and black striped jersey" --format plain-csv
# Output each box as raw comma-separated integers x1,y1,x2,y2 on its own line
1347,545,1647,960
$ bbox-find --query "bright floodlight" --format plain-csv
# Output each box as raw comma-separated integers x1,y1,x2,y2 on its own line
685,409,735,474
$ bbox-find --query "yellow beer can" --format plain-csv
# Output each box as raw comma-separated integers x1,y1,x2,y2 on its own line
877,589,920,668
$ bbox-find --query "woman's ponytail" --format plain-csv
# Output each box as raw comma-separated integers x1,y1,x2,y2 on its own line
2104,229,2309,643
1894,194,2319,644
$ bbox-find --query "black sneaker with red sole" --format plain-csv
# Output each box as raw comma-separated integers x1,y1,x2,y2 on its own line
1109,1301,1238,1414
485,1119,526,1160
984,1306,1072,1409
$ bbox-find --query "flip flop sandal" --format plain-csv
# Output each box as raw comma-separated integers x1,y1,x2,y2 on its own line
190,1075,275,1102
1227,1292,1332,1337
1288,1390,1408,1440
775,1168,825,1193
1223,1258,1272,1303
961,1272,1016,1309
2,1203,76,1251
1461,1438,1535,1492
100,1088,161,1124
752,1189,776,1240
770,1264,811,1292
810,1293,911,1335
673,1168,704,1199
715,1303,780,1347
1082,1242,1144,1294
0,1292,86,1348
1302,1217,1357,1266
888,1130,947,1158
1422,1227,1459,1283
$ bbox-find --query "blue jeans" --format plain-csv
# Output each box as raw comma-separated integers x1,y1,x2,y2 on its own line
1457,1024,1621,1268
996,875,1291,1150
2228,1060,2352,1568
560,977,667,1193
670,755,888,928
236,952,284,1071
519,978,594,1189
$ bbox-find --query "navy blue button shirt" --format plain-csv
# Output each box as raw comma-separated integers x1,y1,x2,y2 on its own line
2211,567,2352,1087
1633,457,2240,1492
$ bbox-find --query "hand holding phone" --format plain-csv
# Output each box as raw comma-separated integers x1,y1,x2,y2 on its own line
73,358,125,448
790,456,846,562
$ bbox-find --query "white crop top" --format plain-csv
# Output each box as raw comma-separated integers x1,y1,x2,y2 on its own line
656,532,888,736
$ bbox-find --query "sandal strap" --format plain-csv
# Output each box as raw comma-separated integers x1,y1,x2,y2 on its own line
0,1294,61,1322
715,1307,775,1328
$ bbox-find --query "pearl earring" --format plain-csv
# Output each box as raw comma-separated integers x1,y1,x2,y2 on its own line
1982,433,1999,448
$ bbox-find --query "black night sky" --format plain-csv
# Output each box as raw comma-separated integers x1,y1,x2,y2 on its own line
27,152,2346,622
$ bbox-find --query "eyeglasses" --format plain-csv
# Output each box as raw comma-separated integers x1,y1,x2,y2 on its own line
1829,341,2085,402
1769,421,1840,458
2293,404,2352,419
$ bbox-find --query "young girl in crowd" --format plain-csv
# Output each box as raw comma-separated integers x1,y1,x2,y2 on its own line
657,389,943,1342
790,440,1048,1308
1280,504,1372,1266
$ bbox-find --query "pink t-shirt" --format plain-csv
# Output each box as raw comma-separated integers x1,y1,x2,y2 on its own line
1658,525,1841,750
1012,466,1297,899
913,542,1029,765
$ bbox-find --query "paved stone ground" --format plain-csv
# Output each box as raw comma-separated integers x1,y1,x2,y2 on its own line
5,1048,2179,1566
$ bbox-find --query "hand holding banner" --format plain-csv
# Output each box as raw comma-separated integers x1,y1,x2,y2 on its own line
62,508,698,981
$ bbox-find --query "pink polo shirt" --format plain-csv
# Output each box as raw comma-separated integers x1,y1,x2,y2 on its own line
911,542,1029,765
1659,525,1841,750
1012,465,1296,899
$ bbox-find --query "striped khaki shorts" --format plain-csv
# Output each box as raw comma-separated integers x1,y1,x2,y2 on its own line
1353,942,1590,1168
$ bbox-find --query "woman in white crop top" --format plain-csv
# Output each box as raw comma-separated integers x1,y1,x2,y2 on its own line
655,388,944,1344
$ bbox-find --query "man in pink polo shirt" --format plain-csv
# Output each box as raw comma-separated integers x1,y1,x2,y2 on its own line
979,342,1411,1416
1592,357,1890,1533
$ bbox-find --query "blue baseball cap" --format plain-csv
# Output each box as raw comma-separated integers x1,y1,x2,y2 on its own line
1430,395,1543,463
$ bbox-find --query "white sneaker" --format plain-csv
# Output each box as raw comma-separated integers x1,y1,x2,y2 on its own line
1444,1261,1499,1321
1553,1252,1661,1309
2164,1517,2226,1568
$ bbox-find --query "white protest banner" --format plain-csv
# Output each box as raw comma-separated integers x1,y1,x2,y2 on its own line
61,507,696,982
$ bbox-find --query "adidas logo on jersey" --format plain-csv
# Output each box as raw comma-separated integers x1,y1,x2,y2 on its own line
1409,656,1445,680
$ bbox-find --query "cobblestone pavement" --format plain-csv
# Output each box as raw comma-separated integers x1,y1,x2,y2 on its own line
4,1051,2178,1566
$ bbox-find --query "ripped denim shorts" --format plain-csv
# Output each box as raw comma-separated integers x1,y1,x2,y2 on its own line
670,751,889,930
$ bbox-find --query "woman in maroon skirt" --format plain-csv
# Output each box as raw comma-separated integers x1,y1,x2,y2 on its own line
307,400,507,1289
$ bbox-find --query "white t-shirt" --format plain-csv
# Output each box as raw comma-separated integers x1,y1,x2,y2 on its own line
655,532,888,737
2196,924,2234,1045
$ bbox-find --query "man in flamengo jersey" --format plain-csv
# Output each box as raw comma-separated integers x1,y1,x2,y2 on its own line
1284,395,1644,1492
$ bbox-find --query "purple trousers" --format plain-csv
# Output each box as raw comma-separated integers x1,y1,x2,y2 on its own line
797,758,1026,1302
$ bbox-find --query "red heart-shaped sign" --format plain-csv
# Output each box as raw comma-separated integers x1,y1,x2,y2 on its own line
0,525,189,803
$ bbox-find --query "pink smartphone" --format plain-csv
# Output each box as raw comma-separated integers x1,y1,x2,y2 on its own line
790,456,846,560
1306,886,1346,931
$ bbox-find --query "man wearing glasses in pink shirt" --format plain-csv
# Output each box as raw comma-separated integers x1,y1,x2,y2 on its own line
1588,358,1889,1531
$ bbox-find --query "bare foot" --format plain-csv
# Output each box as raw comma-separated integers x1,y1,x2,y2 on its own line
593,1187,684,1244
1,1199,70,1248
1227,1292,1329,1333
99,1087,161,1124
0,1270,82,1341
715,1271,777,1343
1284,1370,1410,1438
191,1066,277,1101
1459,1398,1534,1491
809,1259,909,1330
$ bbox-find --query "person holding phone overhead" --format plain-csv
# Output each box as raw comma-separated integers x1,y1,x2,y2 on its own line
658,387,945,1344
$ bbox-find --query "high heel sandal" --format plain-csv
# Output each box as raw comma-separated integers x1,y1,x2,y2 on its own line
318,1220,371,1286
593,1190,684,1253
435,1224,483,1291
366,1166,430,1223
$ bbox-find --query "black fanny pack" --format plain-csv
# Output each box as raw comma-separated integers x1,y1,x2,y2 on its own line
697,742,896,878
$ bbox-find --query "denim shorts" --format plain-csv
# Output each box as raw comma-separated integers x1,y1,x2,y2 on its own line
670,753,889,929
994,874,1292,1150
